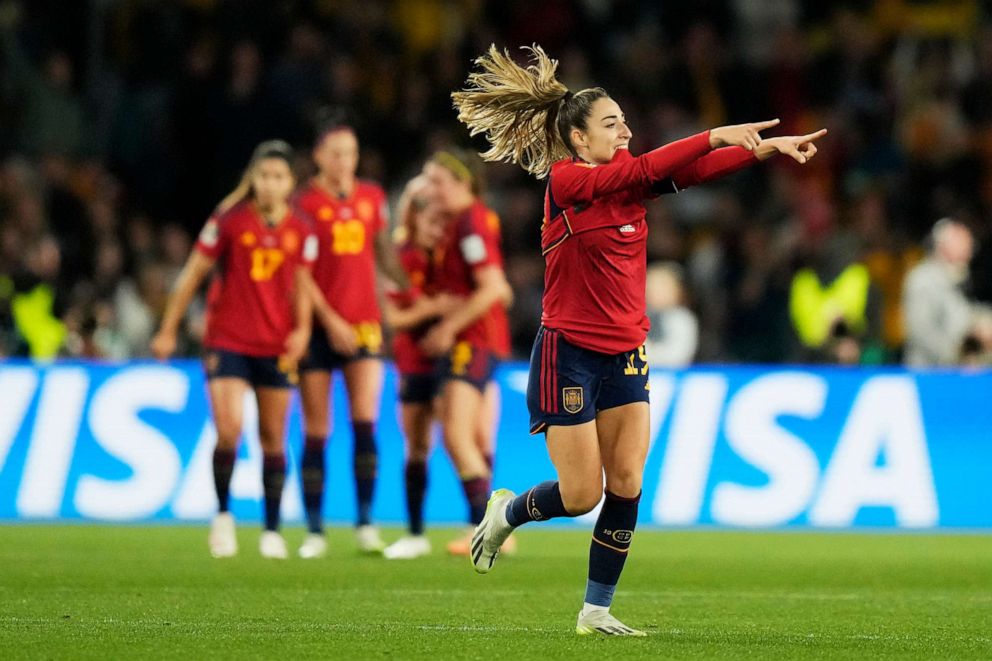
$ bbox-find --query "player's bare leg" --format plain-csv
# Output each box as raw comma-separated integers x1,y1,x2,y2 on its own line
574,402,650,636
439,379,491,555
299,369,332,558
206,377,248,558
256,386,292,559
385,401,434,560
344,358,386,552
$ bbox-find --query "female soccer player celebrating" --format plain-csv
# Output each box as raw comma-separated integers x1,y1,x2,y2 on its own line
294,124,408,557
151,140,316,560
418,150,513,556
454,46,826,636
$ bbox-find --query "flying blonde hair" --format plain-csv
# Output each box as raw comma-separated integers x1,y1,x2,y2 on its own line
452,45,575,179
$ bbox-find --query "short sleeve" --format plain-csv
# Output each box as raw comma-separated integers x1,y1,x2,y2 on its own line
195,214,227,260
461,207,502,270
301,232,318,267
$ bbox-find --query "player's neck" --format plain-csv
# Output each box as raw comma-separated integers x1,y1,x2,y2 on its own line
316,173,355,199
255,200,288,227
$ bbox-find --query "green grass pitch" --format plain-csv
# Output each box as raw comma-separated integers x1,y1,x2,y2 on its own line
0,525,989,659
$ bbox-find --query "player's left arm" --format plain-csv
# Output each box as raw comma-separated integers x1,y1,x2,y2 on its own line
663,128,827,192
420,265,511,357
282,266,314,365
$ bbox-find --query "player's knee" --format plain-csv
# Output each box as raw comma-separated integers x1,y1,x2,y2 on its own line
605,466,643,499
214,418,241,448
560,480,603,515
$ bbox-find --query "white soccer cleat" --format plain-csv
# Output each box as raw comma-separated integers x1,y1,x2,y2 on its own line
208,512,238,558
470,488,516,574
298,533,328,559
383,535,431,560
355,525,386,554
259,531,289,559
575,609,647,637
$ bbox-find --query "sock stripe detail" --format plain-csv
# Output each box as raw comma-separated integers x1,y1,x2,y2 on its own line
591,535,630,554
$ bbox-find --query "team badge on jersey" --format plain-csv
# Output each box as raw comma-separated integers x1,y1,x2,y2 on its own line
562,386,583,414
240,231,257,246
282,230,299,253
356,198,375,221
318,206,334,221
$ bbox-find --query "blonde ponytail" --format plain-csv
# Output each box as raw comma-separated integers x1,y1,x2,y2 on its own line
452,45,572,179
216,171,252,213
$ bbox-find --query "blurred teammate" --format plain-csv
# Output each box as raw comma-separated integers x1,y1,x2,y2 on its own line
294,124,408,557
453,45,826,635
151,140,316,560
379,176,451,559
418,150,513,556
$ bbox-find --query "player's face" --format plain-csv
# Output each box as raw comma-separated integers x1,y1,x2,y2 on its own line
313,130,359,181
414,205,446,250
251,158,295,209
573,97,632,164
423,161,471,213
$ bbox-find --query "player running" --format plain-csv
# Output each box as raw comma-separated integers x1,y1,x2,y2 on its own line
151,140,316,560
453,45,827,636
293,123,408,557
417,150,513,557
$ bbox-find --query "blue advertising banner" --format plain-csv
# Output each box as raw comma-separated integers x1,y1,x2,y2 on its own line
1,360,989,529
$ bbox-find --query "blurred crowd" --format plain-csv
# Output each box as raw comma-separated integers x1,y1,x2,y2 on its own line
2,0,992,366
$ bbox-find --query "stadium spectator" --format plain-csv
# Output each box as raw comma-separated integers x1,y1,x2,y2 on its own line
903,217,977,367
644,261,698,367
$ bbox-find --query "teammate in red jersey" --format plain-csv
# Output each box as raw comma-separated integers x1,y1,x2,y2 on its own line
379,176,452,559
151,140,317,560
293,124,408,557
417,150,513,556
453,46,827,635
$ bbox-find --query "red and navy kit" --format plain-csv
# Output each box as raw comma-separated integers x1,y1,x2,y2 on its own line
195,200,317,387
295,179,388,369
529,132,757,431
390,242,441,404
432,199,506,392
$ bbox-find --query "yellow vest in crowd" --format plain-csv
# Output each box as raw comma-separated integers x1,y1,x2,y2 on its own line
789,264,871,348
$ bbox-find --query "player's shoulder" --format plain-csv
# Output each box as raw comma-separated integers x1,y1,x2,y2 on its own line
355,179,386,199
212,199,253,228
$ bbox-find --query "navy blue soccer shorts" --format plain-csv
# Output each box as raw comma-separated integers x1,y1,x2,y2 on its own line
204,348,296,389
398,372,441,404
436,340,495,394
526,326,650,434
299,322,384,372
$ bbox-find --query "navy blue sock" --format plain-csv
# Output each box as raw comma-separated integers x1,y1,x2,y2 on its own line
404,460,428,536
585,490,640,608
353,421,377,526
212,447,236,512
460,476,490,525
504,481,571,527
300,434,326,534
262,453,287,532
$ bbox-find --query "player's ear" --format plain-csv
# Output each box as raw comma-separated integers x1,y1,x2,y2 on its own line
570,127,587,151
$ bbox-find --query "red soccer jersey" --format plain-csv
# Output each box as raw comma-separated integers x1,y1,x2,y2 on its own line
432,200,507,349
540,132,756,354
295,179,388,324
196,200,317,357
389,242,436,375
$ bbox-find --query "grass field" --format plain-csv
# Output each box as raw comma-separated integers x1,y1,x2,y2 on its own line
0,525,990,659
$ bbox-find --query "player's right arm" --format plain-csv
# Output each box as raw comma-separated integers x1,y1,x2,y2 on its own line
382,293,458,331
151,250,214,360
